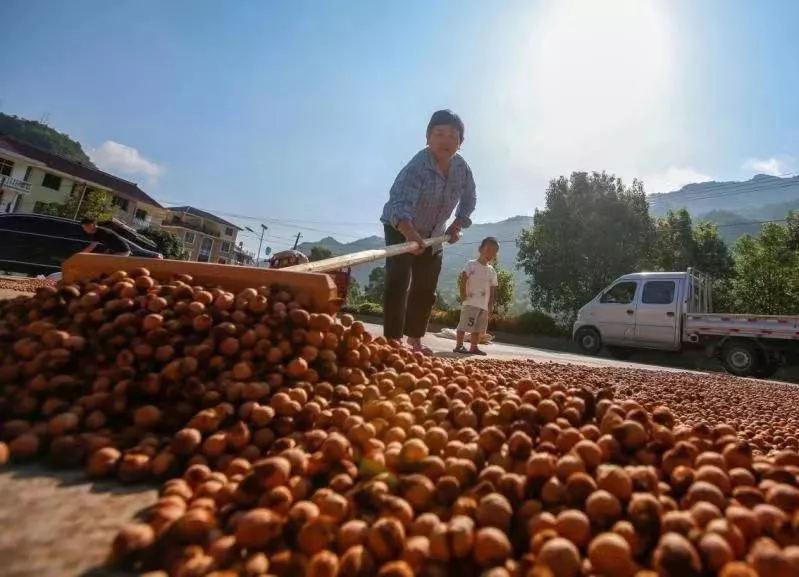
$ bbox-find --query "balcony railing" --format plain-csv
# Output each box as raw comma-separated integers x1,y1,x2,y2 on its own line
162,217,221,237
0,176,32,193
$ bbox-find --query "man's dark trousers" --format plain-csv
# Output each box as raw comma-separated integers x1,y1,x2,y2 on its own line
383,224,443,340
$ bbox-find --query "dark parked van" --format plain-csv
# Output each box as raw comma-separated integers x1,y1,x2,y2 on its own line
98,219,163,259
100,219,160,252
0,213,161,277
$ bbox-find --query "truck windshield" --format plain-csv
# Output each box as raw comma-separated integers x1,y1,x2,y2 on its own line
599,281,637,304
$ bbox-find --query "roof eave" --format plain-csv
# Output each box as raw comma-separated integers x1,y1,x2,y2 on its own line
0,146,48,168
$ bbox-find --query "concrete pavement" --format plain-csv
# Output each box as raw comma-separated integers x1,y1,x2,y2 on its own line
0,289,764,379
361,322,707,376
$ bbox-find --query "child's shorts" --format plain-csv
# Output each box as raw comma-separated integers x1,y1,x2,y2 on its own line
457,305,489,334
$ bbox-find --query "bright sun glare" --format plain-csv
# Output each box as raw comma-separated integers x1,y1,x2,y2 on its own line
501,0,674,172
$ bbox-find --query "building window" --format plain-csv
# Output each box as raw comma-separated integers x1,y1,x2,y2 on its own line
24,167,32,181
42,173,62,190
134,208,148,220
199,237,213,254
0,158,13,177
221,241,231,253
224,226,235,236
184,231,196,244
111,195,130,211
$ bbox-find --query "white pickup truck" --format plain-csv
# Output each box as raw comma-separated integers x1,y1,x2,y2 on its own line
572,268,799,378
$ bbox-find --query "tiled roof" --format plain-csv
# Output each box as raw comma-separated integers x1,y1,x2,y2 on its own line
0,133,164,209
167,205,242,230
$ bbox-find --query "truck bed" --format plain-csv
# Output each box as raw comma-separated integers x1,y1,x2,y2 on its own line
685,313,799,340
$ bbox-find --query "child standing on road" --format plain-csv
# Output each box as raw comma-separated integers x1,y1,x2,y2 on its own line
454,237,499,355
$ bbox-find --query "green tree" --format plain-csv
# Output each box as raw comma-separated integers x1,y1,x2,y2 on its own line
693,220,733,278
725,217,799,315
365,266,386,303
47,188,114,221
346,278,364,305
785,210,799,250
138,227,186,260
491,259,515,316
309,245,333,262
650,208,731,277
0,113,95,165
32,202,63,216
517,171,655,319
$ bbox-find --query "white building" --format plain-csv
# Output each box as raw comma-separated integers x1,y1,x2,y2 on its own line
0,134,166,228
161,206,242,263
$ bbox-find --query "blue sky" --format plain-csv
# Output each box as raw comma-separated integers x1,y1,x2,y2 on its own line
3,0,798,254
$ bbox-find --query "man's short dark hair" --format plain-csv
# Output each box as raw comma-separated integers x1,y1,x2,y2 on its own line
81,218,96,226
427,109,465,144
480,236,499,249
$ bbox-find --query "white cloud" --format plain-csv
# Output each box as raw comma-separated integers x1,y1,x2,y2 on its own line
640,167,714,194
89,141,164,182
741,156,796,177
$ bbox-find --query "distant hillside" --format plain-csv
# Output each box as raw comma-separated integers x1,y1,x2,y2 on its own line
0,113,95,166
300,182,799,312
299,216,534,312
296,235,385,259
648,173,799,217
697,199,799,244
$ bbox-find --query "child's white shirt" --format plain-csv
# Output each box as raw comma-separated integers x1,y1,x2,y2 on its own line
463,259,498,311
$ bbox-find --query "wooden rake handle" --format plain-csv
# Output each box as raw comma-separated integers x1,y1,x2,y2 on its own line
281,235,451,273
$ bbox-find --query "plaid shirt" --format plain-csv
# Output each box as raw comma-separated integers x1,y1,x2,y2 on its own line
381,148,476,240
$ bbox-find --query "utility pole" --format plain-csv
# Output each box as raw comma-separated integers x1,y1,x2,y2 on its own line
256,224,267,267
72,183,88,220
245,224,268,267
293,232,302,250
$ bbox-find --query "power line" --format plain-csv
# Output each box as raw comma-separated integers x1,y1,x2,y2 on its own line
443,216,795,258
155,197,376,237
158,176,799,235
237,229,296,243
648,173,799,206
156,175,799,246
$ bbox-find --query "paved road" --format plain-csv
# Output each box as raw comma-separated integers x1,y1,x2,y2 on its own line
361,322,706,375
0,287,767,379
0,290,712,377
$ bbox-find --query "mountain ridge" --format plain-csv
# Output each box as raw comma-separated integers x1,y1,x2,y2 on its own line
647,173,799,216
0,112,96,166
298,174,799,310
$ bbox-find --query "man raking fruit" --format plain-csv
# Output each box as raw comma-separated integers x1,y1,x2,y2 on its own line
380,109,477,355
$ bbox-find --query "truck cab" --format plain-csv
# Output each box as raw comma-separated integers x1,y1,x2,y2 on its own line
573,268,799,378
572,269,711,355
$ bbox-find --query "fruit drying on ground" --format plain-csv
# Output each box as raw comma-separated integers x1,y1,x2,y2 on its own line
1,270,799,576
0,276,56,293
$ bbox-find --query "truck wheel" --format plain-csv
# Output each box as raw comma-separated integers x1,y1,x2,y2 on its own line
721,341,761,377
575,327,602,356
